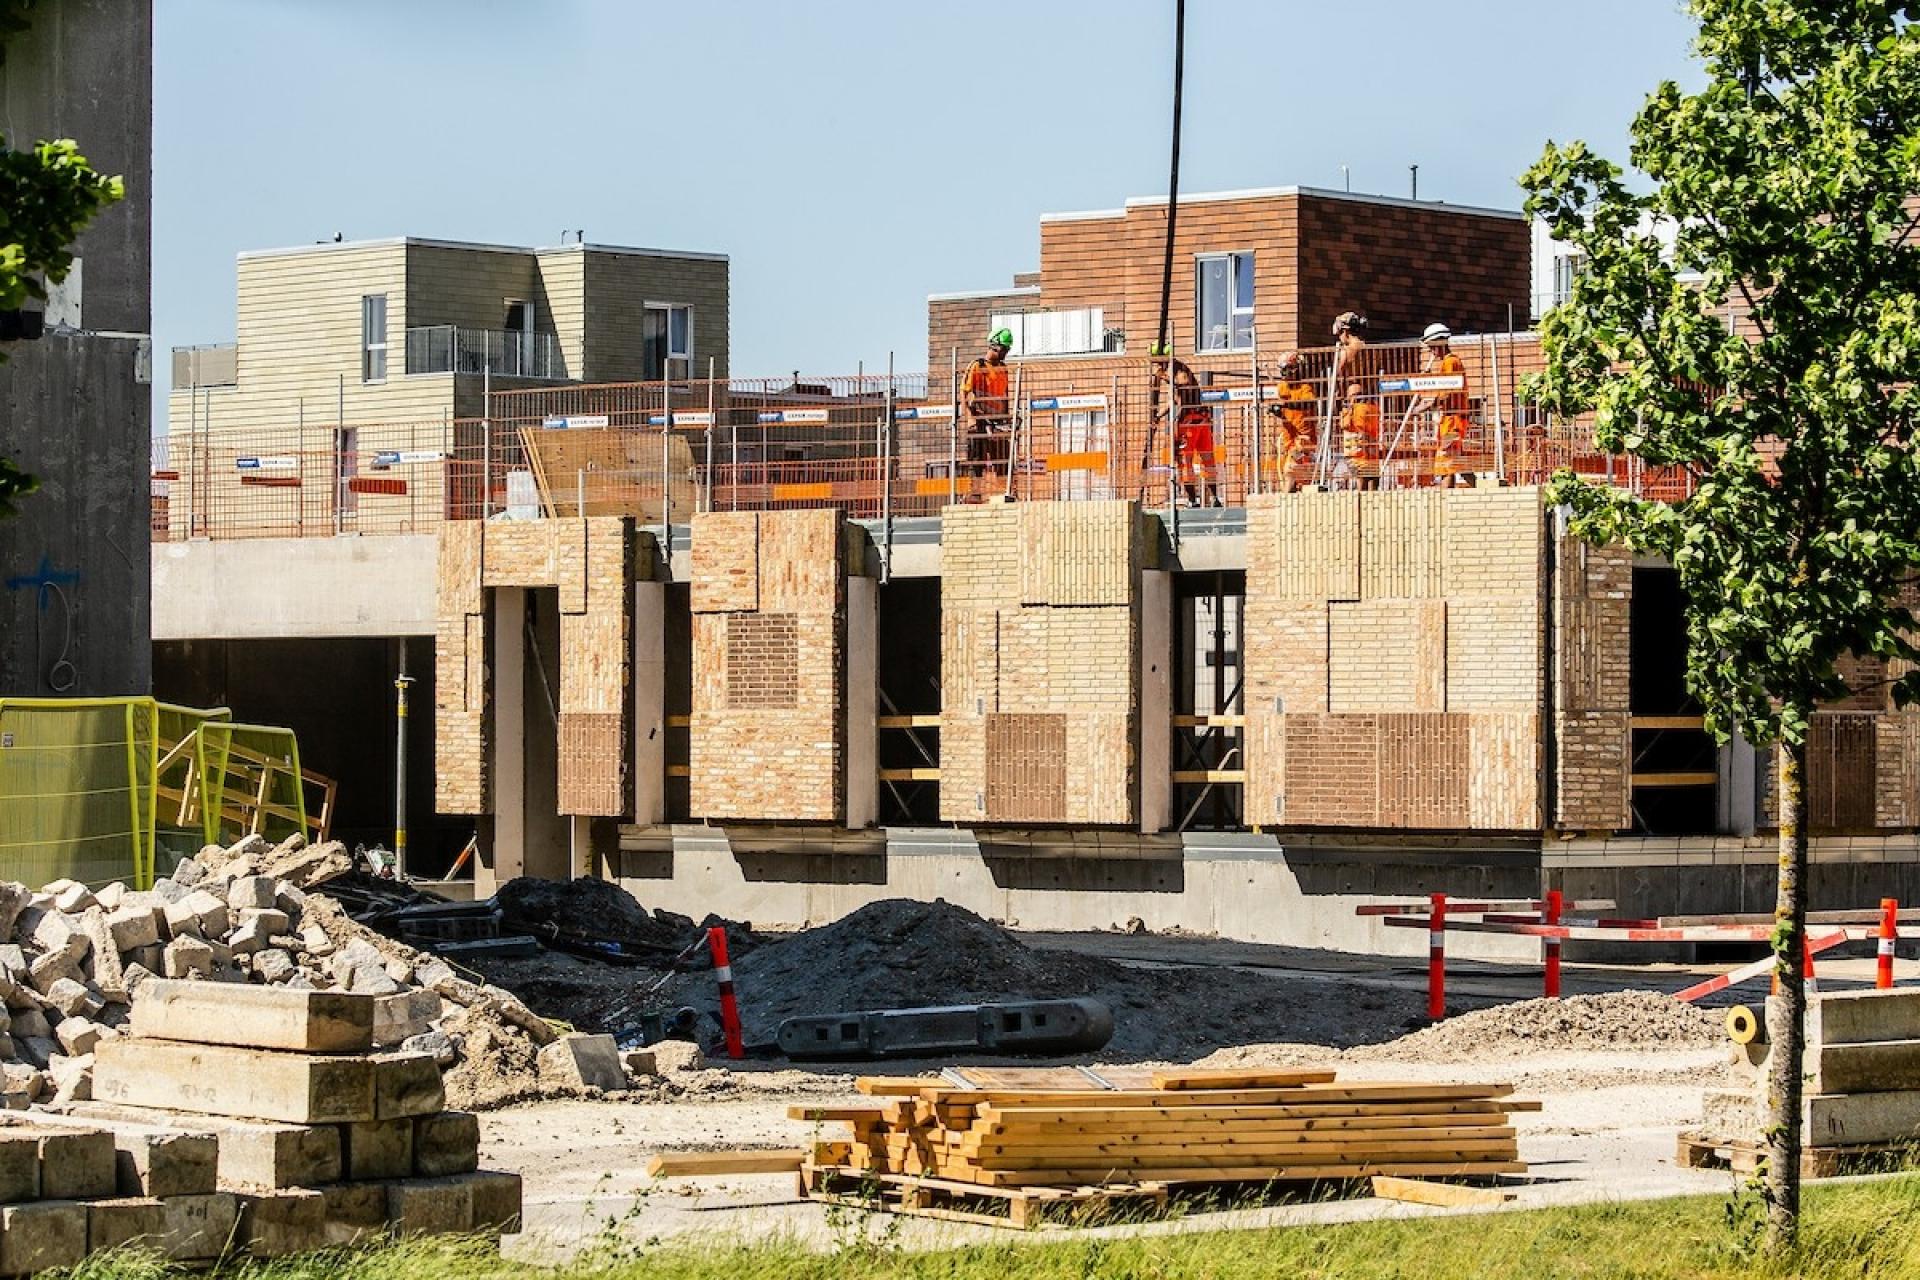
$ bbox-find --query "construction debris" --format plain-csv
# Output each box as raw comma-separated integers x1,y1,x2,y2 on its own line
788,1066,1531,1227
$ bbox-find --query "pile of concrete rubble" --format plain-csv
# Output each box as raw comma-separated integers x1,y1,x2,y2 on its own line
0,835,653,1113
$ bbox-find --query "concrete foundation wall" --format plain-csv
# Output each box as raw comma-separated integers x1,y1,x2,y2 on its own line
153,534,437,639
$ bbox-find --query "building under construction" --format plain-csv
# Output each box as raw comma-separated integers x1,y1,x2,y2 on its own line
150,185,1920,956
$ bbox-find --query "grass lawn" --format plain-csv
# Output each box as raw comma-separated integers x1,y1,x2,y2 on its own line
54,1176,1920,1279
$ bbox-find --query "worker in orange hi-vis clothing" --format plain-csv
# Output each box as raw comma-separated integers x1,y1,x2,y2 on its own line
1148,343,1219,507
1412,322,1474,487
1337,380,1381,490
960,328,1014,499
1266,350,1319,492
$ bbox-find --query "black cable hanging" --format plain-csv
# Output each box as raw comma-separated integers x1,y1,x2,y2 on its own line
1153,0,1186,356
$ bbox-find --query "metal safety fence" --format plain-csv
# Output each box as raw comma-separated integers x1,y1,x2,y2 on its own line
153,336,1694,541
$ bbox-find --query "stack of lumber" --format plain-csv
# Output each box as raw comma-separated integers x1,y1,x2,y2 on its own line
1691,987,1920,1176
791,1066,1528,1222
0,980,523,1269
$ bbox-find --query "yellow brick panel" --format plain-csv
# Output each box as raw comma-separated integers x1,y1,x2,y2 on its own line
1446,597,1543,711
1360,488,1444,599
690,511,759,613
1328,601,1444,713
1439,485,1543,598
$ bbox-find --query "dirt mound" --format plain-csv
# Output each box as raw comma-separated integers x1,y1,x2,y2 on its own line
1354,991,1724,1062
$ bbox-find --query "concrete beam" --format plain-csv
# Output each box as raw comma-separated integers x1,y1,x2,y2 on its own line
152,536,436,640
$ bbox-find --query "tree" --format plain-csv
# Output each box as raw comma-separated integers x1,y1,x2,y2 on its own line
1522,0,1920,1249
0,0,126,516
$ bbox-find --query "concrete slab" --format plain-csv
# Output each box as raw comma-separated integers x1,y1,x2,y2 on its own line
129,979,376,1052
94,1039,376,1124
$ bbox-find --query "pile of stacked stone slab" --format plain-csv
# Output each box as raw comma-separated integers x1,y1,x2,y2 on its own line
0,979,519,1271
1687,987,1920,1176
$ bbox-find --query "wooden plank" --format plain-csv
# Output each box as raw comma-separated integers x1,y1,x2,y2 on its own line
979,1160,1528,1188
968,1141,1520,1171
966,1118,1517,1145
788,1106,886,1122
1171,769,1247,784
1630,715,1707,731
1150,1069,1337,1091
980,1099,1527,1128
1172,713,1247,728
879,767,941,782
951,1083,1517,1109
963,1129,1518,1159
877,714,942,729
647,1149,806,1177
1371,1175,1515,1207
1631,771,1718,787
857,1078,944,1097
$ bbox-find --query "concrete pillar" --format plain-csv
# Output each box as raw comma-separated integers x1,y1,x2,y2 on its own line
845,575,878,829
631,581,666,825
1139,570,1173,833
483,588,527,893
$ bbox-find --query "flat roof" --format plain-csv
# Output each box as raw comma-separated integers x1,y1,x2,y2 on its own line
237,236,727,263
1039,184,1523,223
925,285,1043,303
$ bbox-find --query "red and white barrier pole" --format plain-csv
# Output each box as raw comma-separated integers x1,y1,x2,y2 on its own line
1679,930,1850,1003
1543,888,1563,999
707,925,745,1060
1428,892,1447,1021
1879,897,1898,990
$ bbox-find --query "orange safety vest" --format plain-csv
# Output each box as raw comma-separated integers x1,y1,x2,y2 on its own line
1425,350,1470,447
963,359,1010,422
1341,400,1380,459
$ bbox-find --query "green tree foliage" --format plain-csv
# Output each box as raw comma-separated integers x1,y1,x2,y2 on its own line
1522,0,1920,1248
0,0,125,516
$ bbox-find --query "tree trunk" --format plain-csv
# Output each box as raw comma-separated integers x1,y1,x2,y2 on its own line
1764,730,1811,1251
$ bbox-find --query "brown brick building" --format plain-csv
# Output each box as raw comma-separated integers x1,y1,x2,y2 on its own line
929,186,1530,372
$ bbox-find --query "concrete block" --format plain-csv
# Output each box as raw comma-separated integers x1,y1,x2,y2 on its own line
86,1196,169,1253
162,937,214,979
4,1112,223,1199
0,1132,40,1202
232,909,290,955
275,883,308,918
0,887,29,944
34,1127,116,1199
180,891,230,939
54,1016,106,1056
622,1049,658,1079
538,1033,625,1091
129,978,377,1052
467,1169,525,1234
155,1191,239,1260
48,1052,92,1104
401,1029,455,1066
162,898,204,939
47,881,95,914
1812,988,1920,1048
94,881,126,912
253,949,296,984
171,857,207,888
151,878,190,905
413,1111,480,1177
385,1175,473,1236
0,1201,88,1275
79,909,124,993
93,1038,376,1124
27,950,81,997
298,924,334,958
25,909,88,965
343,1117,414,1181
372,989,442,1046
1812,1038,1920,1094
0,945,25,981
13,1037,54,1070
122,961,158,994
237,1188,327,1257
41,978,101,1020
228,876,278,912
319,1180,387,1245
7,1010,47,1043
373,1052,445,1119
105,905,161,953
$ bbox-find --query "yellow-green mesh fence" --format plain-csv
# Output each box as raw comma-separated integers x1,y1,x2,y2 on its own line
154,702,230,842
195,722,308,847
0,697,158,888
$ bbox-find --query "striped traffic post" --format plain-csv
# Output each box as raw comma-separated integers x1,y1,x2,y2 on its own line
1427,893,1447,1021
1879,898,1899,990
1543,889,1563,999
708,926,746,1060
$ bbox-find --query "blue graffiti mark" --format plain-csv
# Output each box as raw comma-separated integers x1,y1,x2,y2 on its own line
4,556,81,604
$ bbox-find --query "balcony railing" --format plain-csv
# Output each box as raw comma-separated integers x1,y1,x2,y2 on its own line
405,326,567,381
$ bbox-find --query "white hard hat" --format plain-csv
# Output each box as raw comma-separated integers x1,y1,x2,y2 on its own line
1421,323,1452,344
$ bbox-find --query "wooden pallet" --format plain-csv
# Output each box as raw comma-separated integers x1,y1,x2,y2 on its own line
1676,1131,1920,1179
803,1162,1169,1229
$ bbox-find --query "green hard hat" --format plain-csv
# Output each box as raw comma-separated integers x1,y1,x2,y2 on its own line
989,328,1013,348
1148,341,1170,357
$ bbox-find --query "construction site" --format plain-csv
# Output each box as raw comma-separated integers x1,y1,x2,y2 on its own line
6,0,1920,1272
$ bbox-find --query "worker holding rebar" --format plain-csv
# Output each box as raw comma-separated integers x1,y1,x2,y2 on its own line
1266,349,1318,492
960,328,1014,498
1411,323,1474,487
1148,343,1219,507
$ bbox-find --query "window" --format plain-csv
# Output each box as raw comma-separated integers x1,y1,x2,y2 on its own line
642,303,692,380
1552,253,1584,306
361,294,387,381
1195,253,1254,351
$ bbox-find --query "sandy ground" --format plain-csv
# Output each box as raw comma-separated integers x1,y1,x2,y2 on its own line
476,937,1915,1260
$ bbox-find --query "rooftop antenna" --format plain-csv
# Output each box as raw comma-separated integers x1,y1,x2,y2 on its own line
1410,165,1419,200
1341,165,1350,193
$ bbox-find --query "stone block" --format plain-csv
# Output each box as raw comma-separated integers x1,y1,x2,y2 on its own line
155,1192,239,1260
105,1125,221,1197
413,1111,480,1177
27,951,80,998
467,1169,525,1234
86,1196,169,1254
7,1010,47,1043
46,881,95,915
48,1052,92,1104
150,878,189,905
373,1052,445,1119
163,938,215,981
105,905,161,953
93,1038,376,1124
42,978,101,1020
275,883,307,918
12,1037,53,1070
0,887,29,944
401,1029,455,1066
122,961,158,994
0,1201,88,1275
372,989,442,1046
622,1049,658,1079
538,1033,625,1091
22,910,86,965
343,1117,414,1180
236,1188,327,1257
79,909,124,992
0,945,25,981
54,1017,106,1057
1812,1038,1920,1094
1811,988,1920,1048
319,1180,387,1245
253,949,297,984
94,881,125,911
228,876,278,912
0,1132,40,1202
385,1175,473,1237
129,979,377,1052
34,1127,116,1199
232,909,291,955
171,857,207,888
180,890,230,939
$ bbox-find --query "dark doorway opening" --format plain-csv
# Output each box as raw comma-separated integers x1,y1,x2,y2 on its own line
1629,566,1718,834
1172,570,1245,831
876,577,941,825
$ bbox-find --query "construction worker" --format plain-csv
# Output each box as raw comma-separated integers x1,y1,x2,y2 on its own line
1337,380,1380,490
961,328,1014,497
1411,322,1474,487
1266,350,1318,492
1148,343,1219,507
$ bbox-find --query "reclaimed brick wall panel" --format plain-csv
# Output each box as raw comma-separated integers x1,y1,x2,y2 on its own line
1876,714,1920,828
1446,597,1542,711
1470,713,1542,829
941,609,997,719
1549,523,1631,830
1045,501,1139,606
1441,487,1544,600
939,714,987,823
986,713,1068,822
760,508,845,615
1068,712,1133,824
1328,601,1445,713
559,609,627,716
1246,491,1361,601
724,613,800,708
1378,713,1470,828
1360,489,1444,600
1046,607,1136,712
690,712,840,821
1243,602,1329,716
556,712,625,814
481,521,558,587
437,521,484,618
689,512,759,613
1281,713,1380,827
1554,710,1632,831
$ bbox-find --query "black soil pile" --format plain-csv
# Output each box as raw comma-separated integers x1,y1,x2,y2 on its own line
657,898,1410,1061
493,877,759,961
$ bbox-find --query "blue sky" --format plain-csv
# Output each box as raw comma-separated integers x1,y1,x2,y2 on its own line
152,0,1700,424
